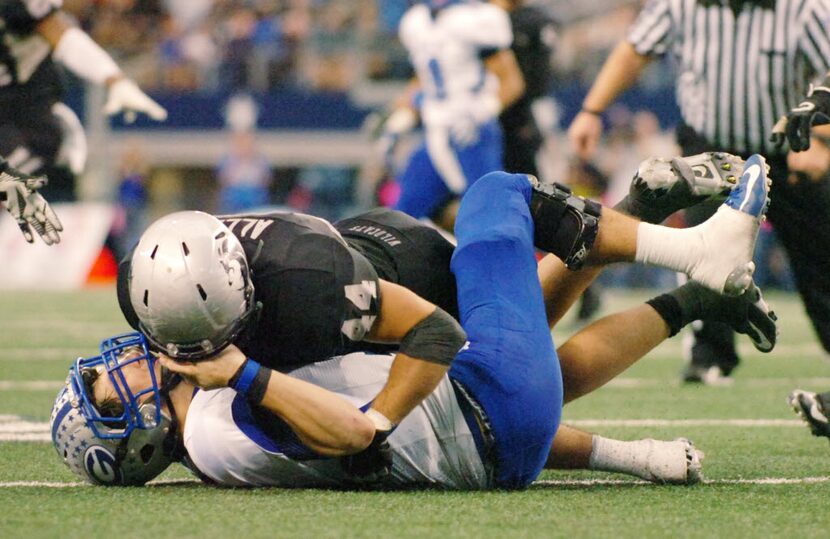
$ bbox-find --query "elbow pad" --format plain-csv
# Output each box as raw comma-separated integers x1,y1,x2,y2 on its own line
398,307,466,366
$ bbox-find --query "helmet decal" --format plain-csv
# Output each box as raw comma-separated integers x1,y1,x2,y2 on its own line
84,446,120,485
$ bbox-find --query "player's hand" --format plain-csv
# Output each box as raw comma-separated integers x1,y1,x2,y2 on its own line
568,111,603,160
157,344,246,390
104,78,168,123
770,85,830,152
450,112,480,148
341,427,393,485
0,165,62,245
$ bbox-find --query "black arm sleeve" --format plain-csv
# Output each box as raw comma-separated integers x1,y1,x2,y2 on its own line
398,307,466,366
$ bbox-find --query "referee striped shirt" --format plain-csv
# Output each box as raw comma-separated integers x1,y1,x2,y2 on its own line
628,0,830,155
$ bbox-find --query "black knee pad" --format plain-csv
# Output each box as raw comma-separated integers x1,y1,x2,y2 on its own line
529,181,601,270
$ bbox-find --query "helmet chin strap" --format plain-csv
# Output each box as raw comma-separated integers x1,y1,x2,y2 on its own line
157,365,187,461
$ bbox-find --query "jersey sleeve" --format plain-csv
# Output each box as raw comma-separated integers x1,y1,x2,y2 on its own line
627,0,674,57
1,0,62,33
465,4,513,51
799,0,830,78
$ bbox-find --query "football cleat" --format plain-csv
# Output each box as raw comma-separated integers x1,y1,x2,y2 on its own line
624,152,747,223
639,438,705,485
789,390,830,439
686,154,771,296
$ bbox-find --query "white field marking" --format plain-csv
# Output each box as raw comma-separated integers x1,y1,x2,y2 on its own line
604,377,830,389
0,348,89,360
0,477,827,488
568,419,802,428
0,479,201,488
0,415,50,442
0,380,62,391
535,476,830,487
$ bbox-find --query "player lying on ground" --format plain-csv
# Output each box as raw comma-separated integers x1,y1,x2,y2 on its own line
113,152,772,481
0,156,62,244
52,160,775,487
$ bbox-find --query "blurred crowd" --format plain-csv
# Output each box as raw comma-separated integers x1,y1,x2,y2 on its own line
65,0,653,92
66,0,412,92
72,0,791,291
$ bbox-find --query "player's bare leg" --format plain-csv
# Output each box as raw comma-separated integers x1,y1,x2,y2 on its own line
531,153,770,299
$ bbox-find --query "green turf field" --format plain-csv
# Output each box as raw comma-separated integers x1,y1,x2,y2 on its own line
1,287,829,538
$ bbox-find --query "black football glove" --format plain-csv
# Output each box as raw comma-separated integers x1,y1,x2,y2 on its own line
0,159,62,245
770,84,830,152
341,427,393,486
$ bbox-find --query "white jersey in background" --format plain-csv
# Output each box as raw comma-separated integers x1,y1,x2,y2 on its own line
399,1,512,129
184,352,488,489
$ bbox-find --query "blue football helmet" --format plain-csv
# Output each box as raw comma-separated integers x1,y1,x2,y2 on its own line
50,332,177,486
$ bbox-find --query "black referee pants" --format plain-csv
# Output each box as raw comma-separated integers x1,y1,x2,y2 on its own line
678,124,830,365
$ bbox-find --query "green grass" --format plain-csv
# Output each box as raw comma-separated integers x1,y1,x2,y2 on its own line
1,287,829,538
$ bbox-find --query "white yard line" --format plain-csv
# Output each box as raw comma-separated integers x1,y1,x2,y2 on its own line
567,418,803,427
1,477,827,488
0,381,62,390
535,476,830,486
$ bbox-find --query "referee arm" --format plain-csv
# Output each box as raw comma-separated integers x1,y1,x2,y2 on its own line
568,41,653,159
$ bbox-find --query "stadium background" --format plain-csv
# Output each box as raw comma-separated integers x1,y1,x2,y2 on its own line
1,1,827,536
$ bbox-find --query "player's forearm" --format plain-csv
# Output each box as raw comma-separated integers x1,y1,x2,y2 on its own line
487,49,526,111
581,41,651,113
261,372,376,456
40,13,121,86
370,353,450,424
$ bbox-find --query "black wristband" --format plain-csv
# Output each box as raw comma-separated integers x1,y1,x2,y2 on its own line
229,358,272,405
645,294,684,337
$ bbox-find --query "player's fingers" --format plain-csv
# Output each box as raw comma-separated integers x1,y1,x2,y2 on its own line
16,220,34,243
769,116,787,147
141,98,168,122
787,115,806,152
158,355,197,375
43,204,63,232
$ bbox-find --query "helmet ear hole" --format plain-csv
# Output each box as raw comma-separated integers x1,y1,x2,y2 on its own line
196,284,207,301
140,444,155,464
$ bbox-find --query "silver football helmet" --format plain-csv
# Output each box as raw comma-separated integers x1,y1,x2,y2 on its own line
128,211,257,360
50,333,176,486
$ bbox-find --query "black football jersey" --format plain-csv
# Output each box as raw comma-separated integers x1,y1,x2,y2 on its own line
218,212,381,372
0,0,63,117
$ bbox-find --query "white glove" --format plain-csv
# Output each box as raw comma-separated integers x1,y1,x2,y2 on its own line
0,166,63,245
449,112,480,148
104,78,168,123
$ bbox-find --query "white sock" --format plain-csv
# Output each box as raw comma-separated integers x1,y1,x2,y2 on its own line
588,435,690,483
634,205,758,294
635,222,702,276
589,436,656,479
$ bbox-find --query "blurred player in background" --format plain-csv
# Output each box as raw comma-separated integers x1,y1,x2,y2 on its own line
568,0,830,384
493,0,557,179
380,0,524,231
0,0,167,203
